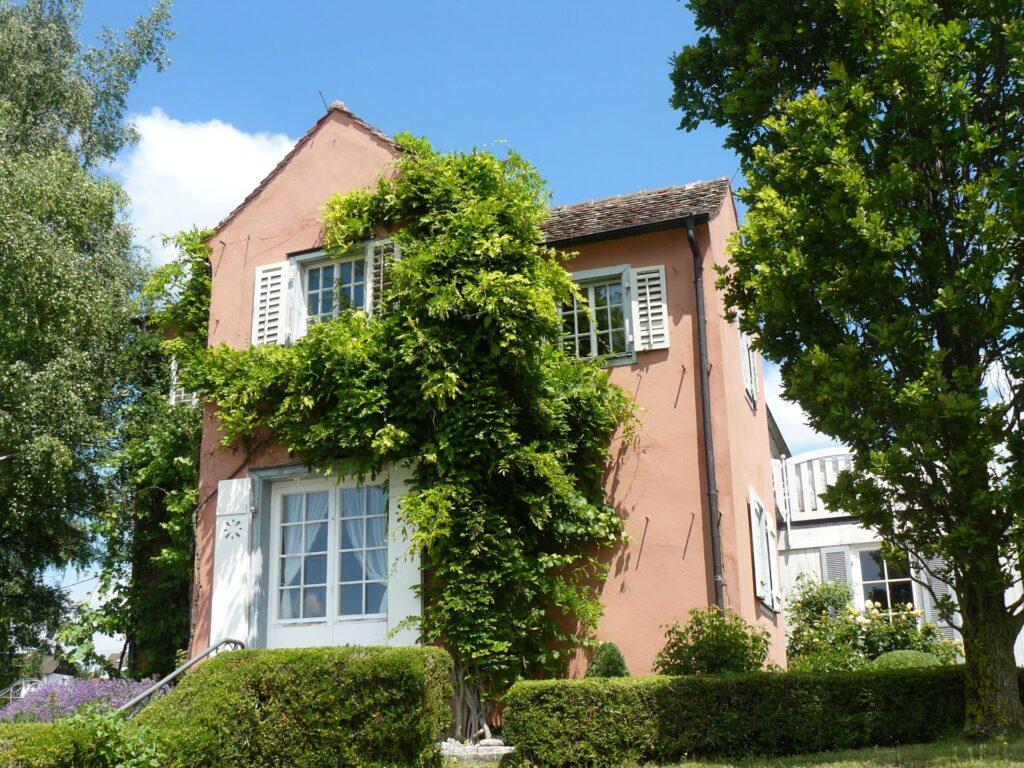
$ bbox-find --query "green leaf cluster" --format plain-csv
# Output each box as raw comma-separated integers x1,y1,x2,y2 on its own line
785,576,960,672
193,137,634,728
653,607,771,676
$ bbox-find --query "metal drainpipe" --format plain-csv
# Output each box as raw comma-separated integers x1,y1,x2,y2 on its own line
686,217,726,610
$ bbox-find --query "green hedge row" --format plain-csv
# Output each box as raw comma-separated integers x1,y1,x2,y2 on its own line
0,721,104,768
503,666,1024,768
0,646,453,768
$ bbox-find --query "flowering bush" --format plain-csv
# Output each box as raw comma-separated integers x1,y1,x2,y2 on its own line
0,677,150,723
654,607,771,675
786,575,961,671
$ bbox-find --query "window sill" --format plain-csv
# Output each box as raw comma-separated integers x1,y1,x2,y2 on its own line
337,614,387,623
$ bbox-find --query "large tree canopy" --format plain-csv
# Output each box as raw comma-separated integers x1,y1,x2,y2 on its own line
193,136,633,737
672,0,1024,735
0,0,171,685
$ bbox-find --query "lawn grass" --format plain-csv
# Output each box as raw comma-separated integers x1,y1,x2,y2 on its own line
658,737,1024,768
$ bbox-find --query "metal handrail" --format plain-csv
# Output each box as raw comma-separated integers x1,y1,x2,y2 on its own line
116,638,245,717
0,678,43,706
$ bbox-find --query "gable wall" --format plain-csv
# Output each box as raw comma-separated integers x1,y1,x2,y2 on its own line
192,112,397,655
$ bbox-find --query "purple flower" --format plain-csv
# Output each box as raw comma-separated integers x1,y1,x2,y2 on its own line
0,678,151,723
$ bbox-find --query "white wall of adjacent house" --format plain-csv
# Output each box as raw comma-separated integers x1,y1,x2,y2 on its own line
774,447,1024,665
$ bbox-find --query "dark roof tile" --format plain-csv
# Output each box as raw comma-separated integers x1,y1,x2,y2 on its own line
542,178,730,244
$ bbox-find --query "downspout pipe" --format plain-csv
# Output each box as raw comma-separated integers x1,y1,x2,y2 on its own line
686,217,726,610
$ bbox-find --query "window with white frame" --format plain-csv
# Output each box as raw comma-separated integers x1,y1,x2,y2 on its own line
304,253,367,323
560,275,630,360
858,548,915,611
275,484,389,624
278,490,330,620
739,329,759,407
338,486,389,616
749,487,779,609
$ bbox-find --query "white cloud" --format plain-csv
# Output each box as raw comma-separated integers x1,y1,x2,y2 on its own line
763,362,843,456
116,108,295,265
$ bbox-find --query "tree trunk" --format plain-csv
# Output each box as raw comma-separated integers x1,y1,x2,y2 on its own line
451,661,492,742
960,581,1024,738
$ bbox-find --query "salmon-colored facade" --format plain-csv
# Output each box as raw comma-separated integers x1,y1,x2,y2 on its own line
191,104,785,673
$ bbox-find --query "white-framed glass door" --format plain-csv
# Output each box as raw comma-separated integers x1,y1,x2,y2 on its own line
268,477,390,648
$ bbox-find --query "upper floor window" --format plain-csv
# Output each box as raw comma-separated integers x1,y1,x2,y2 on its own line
559,264,669,364
305,254,367,323
560,276,629,360
250,240,397,348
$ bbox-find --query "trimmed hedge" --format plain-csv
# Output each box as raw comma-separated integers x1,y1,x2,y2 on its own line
0,647,453,768
503,666,1024,768
137,646,453,768
0,721,101,768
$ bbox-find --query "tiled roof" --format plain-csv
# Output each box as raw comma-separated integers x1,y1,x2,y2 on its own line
541,178,731,244
212,101,399,234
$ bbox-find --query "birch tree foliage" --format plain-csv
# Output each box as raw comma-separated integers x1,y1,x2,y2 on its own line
0,0,171,684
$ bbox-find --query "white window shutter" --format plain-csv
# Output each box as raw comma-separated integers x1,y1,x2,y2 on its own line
631,266,669,351
921,556,960,640
749,487,769,601
211,478,252,645
768,528,781,610
251,262,290,346
820,546,852,583
367,240,398,315
288,260,307,343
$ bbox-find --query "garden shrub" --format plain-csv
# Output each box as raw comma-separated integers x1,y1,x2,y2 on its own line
135,646,452,768
503,666,1024,767
786,576,960,671
0,678,151,723
653,607,770,675
869,650,942,670
0,709,161,768
585,643,629,678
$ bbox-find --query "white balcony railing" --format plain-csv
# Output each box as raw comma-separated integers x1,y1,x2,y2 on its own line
775,447,853,523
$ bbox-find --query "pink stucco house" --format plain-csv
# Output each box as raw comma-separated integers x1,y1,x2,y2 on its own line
191,102,786,673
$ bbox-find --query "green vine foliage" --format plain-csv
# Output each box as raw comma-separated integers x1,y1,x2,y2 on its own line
194,136,634,731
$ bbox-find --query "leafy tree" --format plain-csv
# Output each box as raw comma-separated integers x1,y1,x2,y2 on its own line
653,607,771,676
671,0,1024,735
193,136,634,738
65,229,210,678
0,0,171,686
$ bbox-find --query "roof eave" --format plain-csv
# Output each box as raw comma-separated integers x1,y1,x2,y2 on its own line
543,212,711,247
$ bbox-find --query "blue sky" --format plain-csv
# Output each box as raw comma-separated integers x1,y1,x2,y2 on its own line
63,1,836,648
85,0,738,206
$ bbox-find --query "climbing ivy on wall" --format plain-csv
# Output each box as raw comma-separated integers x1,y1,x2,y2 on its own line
193,135,634,737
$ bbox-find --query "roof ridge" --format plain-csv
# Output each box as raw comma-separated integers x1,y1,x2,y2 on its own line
211,102,399,234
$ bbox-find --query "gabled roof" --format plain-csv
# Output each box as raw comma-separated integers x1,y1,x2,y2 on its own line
541,178,731,245
212,101,399,235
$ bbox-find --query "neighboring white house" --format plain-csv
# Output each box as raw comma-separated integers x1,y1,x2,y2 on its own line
769,441,1024,664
